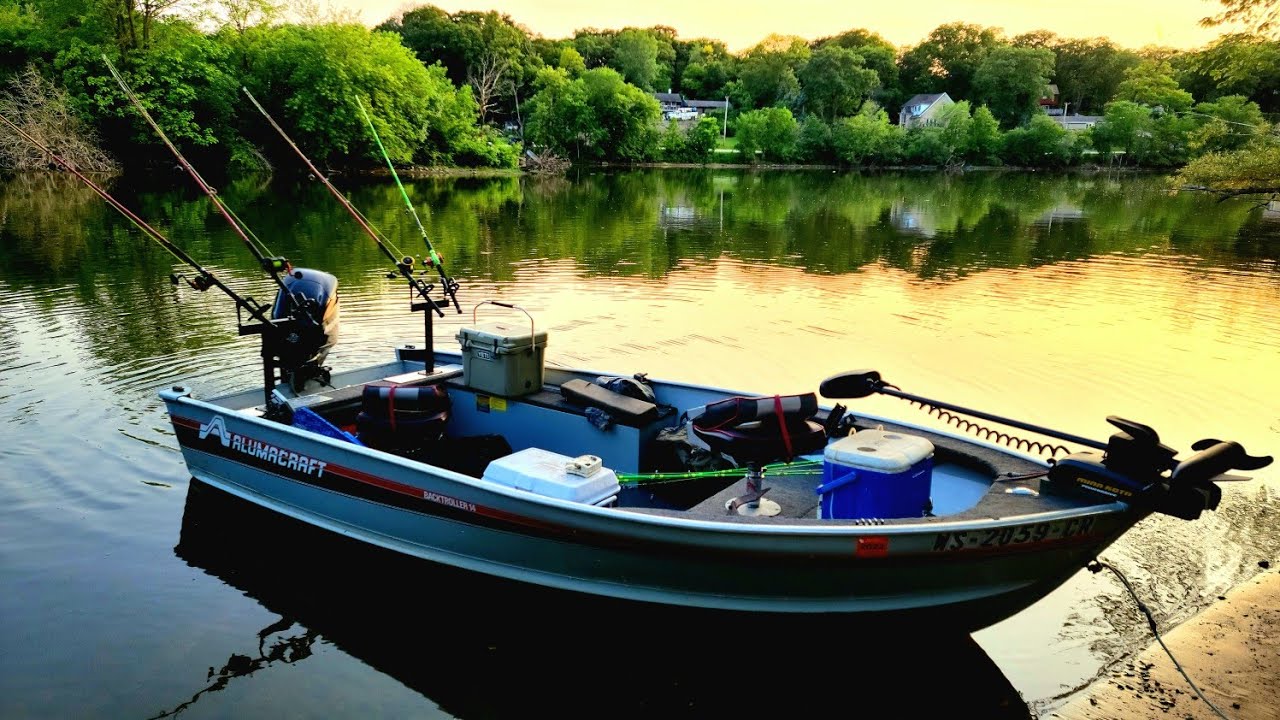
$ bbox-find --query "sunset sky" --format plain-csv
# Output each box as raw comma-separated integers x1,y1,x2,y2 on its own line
334,0,1233,51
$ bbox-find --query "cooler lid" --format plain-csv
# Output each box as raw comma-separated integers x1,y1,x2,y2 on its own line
457,321,548,349
482,447,619,504
824,428,934,473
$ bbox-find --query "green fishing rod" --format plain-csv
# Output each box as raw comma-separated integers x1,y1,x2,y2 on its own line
0,111,277,325
356,99,461,316
241,87,438,308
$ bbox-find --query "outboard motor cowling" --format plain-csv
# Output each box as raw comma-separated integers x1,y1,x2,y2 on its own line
272,268,340,388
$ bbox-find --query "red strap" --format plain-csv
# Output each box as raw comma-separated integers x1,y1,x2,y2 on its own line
388,386,397,433
773,394,793,459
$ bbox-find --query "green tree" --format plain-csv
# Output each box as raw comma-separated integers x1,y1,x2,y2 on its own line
1050,38,1141,114
378,7,539,121
613,28,659,91
683,115,721,161
967,105,1002,163
831,103,902,164
57,24,237,154
558,45,586,77
1000,113,1072,166
524,66,660,162
734,106,798,161
973,45,1056,127
572,28,616,68
678,39,735,98
1092,100,1152,160
1175,34,1280,112
898,23,1002,101
1114,60,1194,112
814,29,900,105
798,44,879,121
1200,0,1280,38
735,34,810,108
242,24,514,167
795,114,833,163
1175,133,1280,198
1188,95,1267,152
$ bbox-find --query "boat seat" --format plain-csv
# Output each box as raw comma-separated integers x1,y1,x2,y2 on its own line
560,379,660,425
691,394,826,466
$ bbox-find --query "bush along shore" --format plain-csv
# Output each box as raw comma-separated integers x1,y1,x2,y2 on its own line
0,3,1275,197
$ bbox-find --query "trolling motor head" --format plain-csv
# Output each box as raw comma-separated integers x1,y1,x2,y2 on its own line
1048,418,1271,520
270,268,340,391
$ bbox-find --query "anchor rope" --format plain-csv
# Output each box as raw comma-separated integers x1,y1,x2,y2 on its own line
1087,559,1234,720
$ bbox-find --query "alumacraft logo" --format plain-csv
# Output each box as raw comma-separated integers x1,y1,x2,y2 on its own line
198,414,328,477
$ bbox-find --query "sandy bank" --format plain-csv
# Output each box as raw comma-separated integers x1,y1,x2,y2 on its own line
1052,565,1279,720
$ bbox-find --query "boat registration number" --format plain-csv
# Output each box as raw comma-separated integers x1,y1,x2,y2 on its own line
931,516,1097,552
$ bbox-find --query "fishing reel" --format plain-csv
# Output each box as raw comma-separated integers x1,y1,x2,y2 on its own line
170,272,213,292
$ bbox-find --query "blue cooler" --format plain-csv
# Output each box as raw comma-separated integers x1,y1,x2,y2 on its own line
816,428,934,519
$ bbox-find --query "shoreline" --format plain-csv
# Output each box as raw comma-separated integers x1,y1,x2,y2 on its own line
352,162,1174,177
1051,565,1280,720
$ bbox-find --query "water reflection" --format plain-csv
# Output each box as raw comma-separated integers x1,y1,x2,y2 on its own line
172,479,1031,719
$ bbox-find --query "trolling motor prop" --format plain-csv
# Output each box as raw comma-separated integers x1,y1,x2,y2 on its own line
820,370,1272,521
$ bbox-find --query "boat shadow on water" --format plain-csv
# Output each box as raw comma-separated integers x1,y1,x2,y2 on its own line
168,478,1033,720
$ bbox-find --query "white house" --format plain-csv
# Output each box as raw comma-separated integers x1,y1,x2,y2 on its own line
898,93,954,128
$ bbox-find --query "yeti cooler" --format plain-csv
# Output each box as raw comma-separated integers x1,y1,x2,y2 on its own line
456,303,547,397
817,428,934,520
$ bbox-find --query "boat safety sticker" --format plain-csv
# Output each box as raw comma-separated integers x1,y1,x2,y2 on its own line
931,516,1096,552
199,415,328,477
476,395,507,413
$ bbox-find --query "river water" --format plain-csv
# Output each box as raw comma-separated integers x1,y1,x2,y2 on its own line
1,168,1277,718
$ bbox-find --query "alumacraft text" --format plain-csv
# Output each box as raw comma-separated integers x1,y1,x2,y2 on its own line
198,415,328,477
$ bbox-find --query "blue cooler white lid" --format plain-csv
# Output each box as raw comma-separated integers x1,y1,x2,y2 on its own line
824,428,934,473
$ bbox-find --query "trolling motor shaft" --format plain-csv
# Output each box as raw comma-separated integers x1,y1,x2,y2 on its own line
819,369,1273,520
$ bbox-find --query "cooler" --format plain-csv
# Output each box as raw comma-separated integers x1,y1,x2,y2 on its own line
482,448,620,506
816,428,934,520
456,306,548,397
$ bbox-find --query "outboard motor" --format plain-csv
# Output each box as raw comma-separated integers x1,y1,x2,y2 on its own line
1047,416,1271,520
271,268,340,390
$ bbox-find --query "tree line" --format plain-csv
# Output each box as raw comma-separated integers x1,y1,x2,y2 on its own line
0,0,1277,185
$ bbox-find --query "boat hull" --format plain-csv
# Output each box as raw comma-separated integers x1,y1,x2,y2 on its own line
162,385,1138,630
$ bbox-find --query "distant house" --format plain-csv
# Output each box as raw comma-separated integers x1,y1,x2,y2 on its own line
685,99,729,116
898,93,954,128
1039,84,1060,108
654,92,685,113
1052,114,1103,131
652,93,730,120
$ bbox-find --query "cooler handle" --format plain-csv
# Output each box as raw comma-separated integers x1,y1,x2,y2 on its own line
472,300,535,343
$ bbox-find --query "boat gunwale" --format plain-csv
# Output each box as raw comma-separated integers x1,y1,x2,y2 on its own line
160,370,1133,538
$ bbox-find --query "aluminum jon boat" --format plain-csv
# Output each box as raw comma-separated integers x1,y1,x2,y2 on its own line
7,84,1262,633
157,282,1271,632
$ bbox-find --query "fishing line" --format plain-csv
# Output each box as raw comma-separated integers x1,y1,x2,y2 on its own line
101,55,287,283
0,112,274,322
241,87,413,264
356,98,460,314
1087,559,1235,720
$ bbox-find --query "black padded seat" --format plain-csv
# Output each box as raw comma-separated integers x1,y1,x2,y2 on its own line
691,394,826,465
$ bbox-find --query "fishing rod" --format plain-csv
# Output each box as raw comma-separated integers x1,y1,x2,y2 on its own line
240,88,438,305
356,99,461,316
0,111,273,326
100,54,300,307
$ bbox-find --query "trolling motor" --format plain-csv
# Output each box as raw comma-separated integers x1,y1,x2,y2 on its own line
819,370,1272,521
